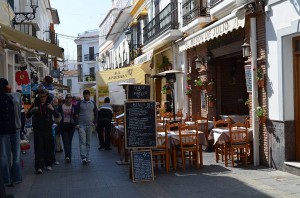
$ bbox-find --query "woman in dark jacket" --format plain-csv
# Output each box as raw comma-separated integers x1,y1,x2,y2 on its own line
57,94,76,163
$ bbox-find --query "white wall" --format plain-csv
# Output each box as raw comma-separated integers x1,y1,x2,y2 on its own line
266,0,300,121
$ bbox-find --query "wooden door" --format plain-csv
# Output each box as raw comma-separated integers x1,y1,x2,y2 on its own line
293,37,300,160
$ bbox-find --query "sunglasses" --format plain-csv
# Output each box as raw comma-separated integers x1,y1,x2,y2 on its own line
39,95,47,98
66,97,72,99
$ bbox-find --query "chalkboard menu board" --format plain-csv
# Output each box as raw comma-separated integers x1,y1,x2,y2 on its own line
127,84,151,100
131,150,154,182
244,65,252,92
125,101,156,148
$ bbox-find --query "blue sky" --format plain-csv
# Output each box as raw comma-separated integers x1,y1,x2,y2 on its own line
51,0,112,60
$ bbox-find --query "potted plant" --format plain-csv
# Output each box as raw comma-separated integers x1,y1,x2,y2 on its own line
244,98,250,107
257,67,265,88
207,79,214,91
208,95,216,107
255,106,267,124
162,82,172,94
185,85,192,98
194,77,205,90
158,56,172,71
186,73,192,85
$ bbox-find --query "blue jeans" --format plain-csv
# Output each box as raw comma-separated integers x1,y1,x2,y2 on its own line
0,130,22,185
78,125,92,160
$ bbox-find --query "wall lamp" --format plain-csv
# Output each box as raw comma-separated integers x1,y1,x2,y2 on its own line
241,41,250,57
195,50,213,69
13,0,39,25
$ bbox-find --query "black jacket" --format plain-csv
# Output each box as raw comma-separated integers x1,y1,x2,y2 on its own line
26,101,59,130
0,93,16,135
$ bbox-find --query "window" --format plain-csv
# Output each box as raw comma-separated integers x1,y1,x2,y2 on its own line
78,64,83,82
77,45,82,62
67,79,72,87
89,47,94,60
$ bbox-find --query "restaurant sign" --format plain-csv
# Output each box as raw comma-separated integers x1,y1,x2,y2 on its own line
134,49,153,65
179,13,245,52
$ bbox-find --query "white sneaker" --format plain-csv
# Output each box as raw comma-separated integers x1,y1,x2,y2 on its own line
36,169,43,175
54,161,60,165
86,159,91,163
46,166,52,171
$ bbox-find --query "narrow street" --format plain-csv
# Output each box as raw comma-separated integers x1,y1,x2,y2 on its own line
6,131,300,198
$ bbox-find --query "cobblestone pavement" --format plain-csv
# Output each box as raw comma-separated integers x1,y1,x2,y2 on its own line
5,132,300,198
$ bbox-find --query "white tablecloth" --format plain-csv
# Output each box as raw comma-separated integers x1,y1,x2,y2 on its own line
220,115,249,123
209,127,253,144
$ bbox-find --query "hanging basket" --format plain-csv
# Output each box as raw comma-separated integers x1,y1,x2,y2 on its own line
259,116,267,124
208,101,215,108
186,94,192,98
207,84,213,91
258,79,265,88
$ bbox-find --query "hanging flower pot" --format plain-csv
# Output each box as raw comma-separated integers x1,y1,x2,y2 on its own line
208,101,215,107
259,116,267,124
206,79,214,92
186,94,192,98
257,79,265,88
201,84,206,90
166,89,172,94
208,95,216,107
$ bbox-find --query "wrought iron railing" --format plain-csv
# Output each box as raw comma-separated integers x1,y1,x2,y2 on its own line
143,2,178,45
84,74,95,82
182,6,210,26
209,0,223,8
84,53,99,61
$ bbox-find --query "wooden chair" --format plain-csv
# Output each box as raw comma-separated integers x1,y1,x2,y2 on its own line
152,125,170,172
175,109,183,122
230,122,249,167
175,123,200,170
161,112,173,126
213,117,231,167
196,116,209,140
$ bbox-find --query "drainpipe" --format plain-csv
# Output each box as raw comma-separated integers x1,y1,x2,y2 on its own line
250,17,260,166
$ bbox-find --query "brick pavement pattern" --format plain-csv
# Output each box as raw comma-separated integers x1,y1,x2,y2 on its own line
6,132,300,198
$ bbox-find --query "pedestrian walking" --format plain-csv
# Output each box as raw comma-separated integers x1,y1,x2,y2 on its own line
75,90,97,164
26,89,59,174
0,78,22,186
53,97,63,153
97,97,113,151
57,94,76,163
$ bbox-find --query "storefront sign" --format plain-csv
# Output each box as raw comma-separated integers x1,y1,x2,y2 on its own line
134,49,153,65
244,65,252,93
107,68,133,81
179,13,245,52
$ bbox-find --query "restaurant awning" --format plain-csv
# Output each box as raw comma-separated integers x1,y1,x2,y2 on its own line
97,61,151,85
179,10,245,52
0,23,64,59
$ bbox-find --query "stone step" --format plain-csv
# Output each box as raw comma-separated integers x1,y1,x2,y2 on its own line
284,161,300,176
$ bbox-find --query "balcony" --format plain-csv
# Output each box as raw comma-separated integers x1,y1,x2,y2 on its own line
143,2,179,45
0,0,15,26
84,74,95,82
84,53,99,61
182,6,210,27
77,55,82,62
209,0,249,19
182,0,210,26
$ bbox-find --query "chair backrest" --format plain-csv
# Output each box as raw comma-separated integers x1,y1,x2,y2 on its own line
196,116,208,134
166,122,180,132
176,109,183,121
178,123,198,147
115,112,124,126
230,122,248,144
156,125,168,149
213,117,230,128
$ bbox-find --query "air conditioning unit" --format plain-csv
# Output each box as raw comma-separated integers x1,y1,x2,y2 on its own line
28,55,41,63
38,66,45,80
15,54,27,65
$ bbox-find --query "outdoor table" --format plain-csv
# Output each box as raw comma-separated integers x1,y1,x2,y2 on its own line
112,124,130,165
158,130,207,169
209,127,253,165
209,127,253,145
220,115,249,123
